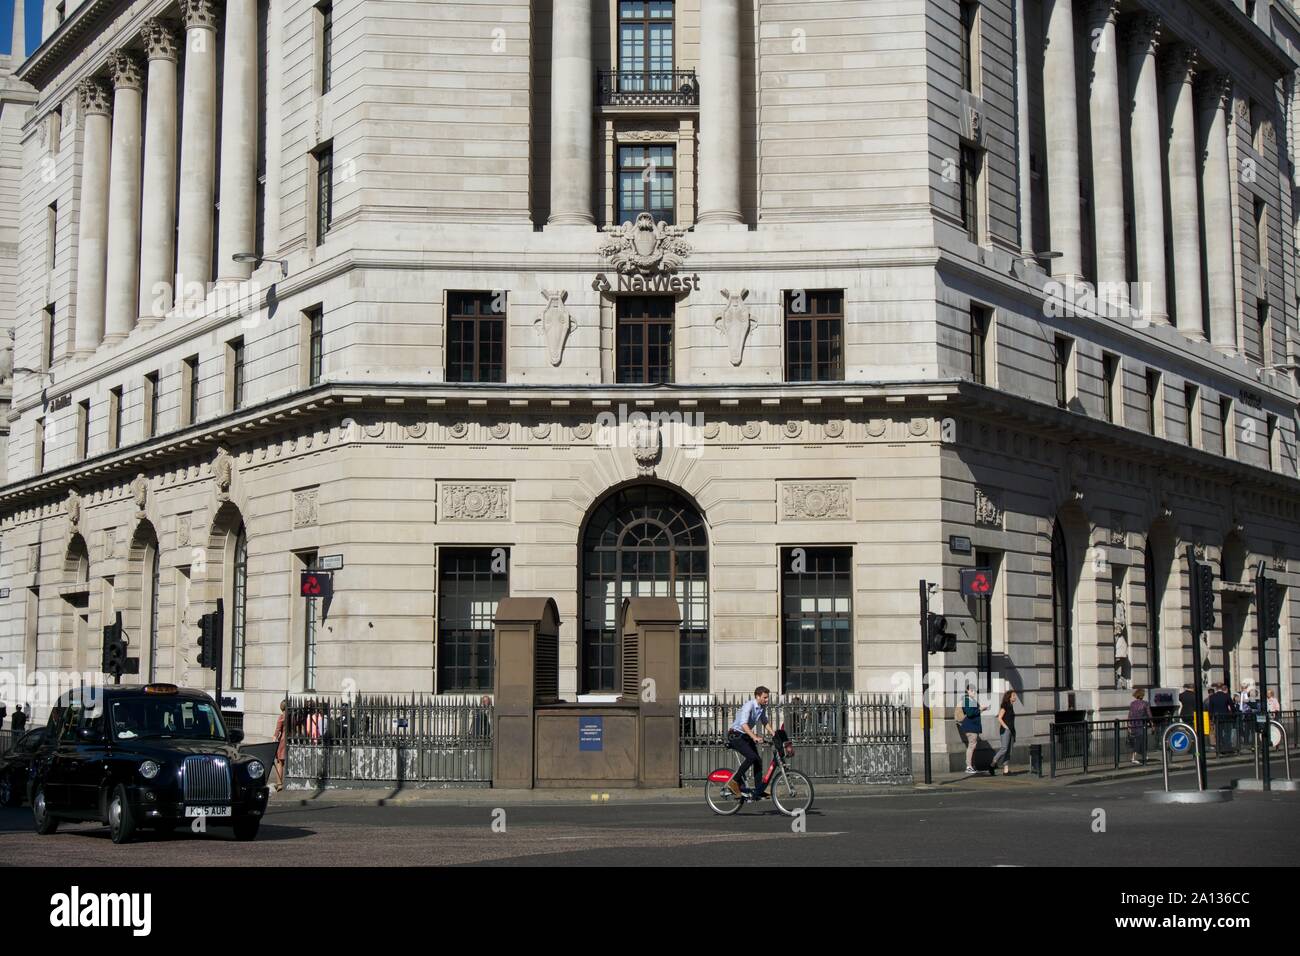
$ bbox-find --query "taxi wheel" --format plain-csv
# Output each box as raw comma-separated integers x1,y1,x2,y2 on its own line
108,785,137,845
232,819,260,841
33,786,58,835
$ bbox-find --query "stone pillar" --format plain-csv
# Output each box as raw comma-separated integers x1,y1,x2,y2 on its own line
1043,0,1082,277
216,0,257,281
137,19,181,323
1199,74,1238,354
72,78,112,357
1163,47,1205,342
102,52,145,346
1015,0,1034,253
547,0,593,227
262,0,282,258
1125,16,1168,326
11,0,25,59
175,0,221,301
696,0,743,227
1087,1,1126,290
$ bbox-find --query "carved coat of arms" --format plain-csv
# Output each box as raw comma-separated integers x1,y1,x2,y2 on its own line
715,289,754,367
630,418,661,476
536,290,574,366
599,213,692,275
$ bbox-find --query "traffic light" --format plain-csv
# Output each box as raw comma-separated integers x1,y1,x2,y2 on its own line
101,614,128,678
926,612,957,654
1263,578,1283,644
1194,562,1215,633
196,610,219,670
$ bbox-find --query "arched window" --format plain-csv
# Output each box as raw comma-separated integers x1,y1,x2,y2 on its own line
1144,544,1161,687
581,485,708,693
231,524,248,689
1051,521,1073,691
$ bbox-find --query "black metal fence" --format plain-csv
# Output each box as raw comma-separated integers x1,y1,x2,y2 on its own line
285,694,492,788
1049,710,1300,778
680,692,912,785
0,729,13,756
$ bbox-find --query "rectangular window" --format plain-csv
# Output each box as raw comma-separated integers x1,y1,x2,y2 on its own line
43,305,56,370
616,295,675,384
47,202,57,271
144,371,159,439
1255,198,1268,281
1054,336,1073,409
1184,383,1199,449
784,290,844,383
317,1,333,95
183,355,199,426
1146,369,1162,436
960,1,979,94
109,386,123,450
437,548,508,693
960,144,982,243
446,291,506,383
1221,396,1235,457
1268,415,1279,470
313,142,333,244
227,338,245,411
76,400,89,461
617,144,675,225
781,547,853,693
618,0,675,92
1102,352,1119,424
34,418,45,472
969,304,991,385
1256,299,1271,367
303,306,324,386
300,551,319,691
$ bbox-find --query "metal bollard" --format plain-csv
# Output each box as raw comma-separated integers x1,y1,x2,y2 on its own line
1029,743,1043,777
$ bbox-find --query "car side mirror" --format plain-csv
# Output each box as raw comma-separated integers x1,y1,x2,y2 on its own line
227,728,244,745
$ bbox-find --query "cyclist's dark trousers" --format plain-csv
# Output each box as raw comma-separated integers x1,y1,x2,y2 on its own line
730,733,762,791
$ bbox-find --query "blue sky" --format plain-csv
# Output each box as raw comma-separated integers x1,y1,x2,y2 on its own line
0,0,41,58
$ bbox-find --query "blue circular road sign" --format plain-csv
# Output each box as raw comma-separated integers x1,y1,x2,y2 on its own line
1169,731,1191,753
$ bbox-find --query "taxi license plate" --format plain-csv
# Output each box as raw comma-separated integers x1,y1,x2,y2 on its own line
184,806,231,818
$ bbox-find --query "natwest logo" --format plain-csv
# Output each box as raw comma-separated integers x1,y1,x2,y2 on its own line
960,568,993,597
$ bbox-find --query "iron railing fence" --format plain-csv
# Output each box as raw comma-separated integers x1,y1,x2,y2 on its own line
0,729,13,756
597,69,699,107
1049,710,1300,778
285,694,492,788
680,691,912,784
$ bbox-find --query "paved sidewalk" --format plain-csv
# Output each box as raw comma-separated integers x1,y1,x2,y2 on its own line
272,753,1280,808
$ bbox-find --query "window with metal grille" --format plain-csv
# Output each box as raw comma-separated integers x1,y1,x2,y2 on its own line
969,304,990,385
581,486,708,694
617,144,675,225
314,142,333,244
960,144,981,243
437,549,508,693
318,1,333,94
307,307,324,385
618,1,674,93
784,289,844,383
781,547,853,693
446,291,505,383
616,295,674,384
1051,522,1073,690
231,525,248,689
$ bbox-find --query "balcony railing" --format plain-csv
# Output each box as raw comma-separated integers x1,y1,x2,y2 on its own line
597,70,699,107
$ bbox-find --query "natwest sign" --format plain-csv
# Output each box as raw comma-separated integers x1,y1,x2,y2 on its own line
593,271,700,294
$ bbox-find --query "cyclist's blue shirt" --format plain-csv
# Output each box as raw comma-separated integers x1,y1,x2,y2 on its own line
731,699,769,733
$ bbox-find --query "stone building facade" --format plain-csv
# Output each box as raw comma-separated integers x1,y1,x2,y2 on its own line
2,0,1299,767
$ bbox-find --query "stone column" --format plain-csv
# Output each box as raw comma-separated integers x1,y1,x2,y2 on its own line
11,0,25,59
1043,0,1083,277
102,52,145,346
1126,15,1168,325
547,0,594,227
137,19,180,323
175,0,221,301
1199,74,1238,354
216,0,257,281
1015,0,1034,253
1163,47,1205,342
261,0,282,258
1087,1,1126,290
73,78,112,357
697,0,743,227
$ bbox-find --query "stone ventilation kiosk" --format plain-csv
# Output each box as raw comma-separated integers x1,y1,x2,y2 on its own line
492,596,681,789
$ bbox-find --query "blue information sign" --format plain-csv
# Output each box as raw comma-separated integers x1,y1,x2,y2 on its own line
579,716,604,752
1169,731,1191,754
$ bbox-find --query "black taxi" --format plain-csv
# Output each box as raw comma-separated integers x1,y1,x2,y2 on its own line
31,683,269,843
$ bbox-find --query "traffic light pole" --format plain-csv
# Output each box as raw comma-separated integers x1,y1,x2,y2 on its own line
1254,562,1271,792
920,580,932,785
1187,546,1209,791
214,598,225,714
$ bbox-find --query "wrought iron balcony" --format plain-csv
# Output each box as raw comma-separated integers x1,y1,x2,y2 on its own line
597,70,699,107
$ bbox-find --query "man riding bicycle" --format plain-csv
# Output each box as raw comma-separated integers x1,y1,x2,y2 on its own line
727,686,771,800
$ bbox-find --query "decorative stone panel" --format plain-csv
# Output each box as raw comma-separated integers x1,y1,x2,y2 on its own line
293,489,319,528
440,483,510,521
780,482,852,521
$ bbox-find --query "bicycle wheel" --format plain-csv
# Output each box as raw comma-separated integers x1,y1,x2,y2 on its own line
770,768,814,817
705,768,744,815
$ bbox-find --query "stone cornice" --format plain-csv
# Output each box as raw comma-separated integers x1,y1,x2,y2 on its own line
14,0,132,89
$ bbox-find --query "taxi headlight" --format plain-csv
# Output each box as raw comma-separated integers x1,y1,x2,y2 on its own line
246,760,265,780
139,760,160,780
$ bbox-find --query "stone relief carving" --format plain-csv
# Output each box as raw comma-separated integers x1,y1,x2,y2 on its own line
599,213,692,274
532,422,551,440
741,421,762,440
66,490,82,530
490,422,511,440
783,421,802,439
405,421,427,440
631,419,662,476
782,483,851,521
177,514,191,548
572,422,593,440
867,419,887,438
1114,598,1132,690
824,420,844,439
293,489,319,528
103,529,116,560
441,484,510,521
77,77,111,116
714,289,754,366
140,18,181,60
364,422,386,438
908,418,928,437
131,473,149,515
974,488,1003,528
702,421,721,440
212,446,234,501
536,290,575,366
448,422,469,439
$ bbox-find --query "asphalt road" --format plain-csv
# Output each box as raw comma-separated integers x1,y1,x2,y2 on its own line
2,766,1295,866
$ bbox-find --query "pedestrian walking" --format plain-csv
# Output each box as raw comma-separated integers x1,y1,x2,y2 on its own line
0,699,7,731
1127,688,1153,765
988,690,1017,776
11,705,27,733
273,700,287,792
1178,683,1195,722
955,683,982,774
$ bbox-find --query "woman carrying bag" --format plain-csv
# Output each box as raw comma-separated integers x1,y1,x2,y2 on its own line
956,683,982,774
989,690,1017,775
